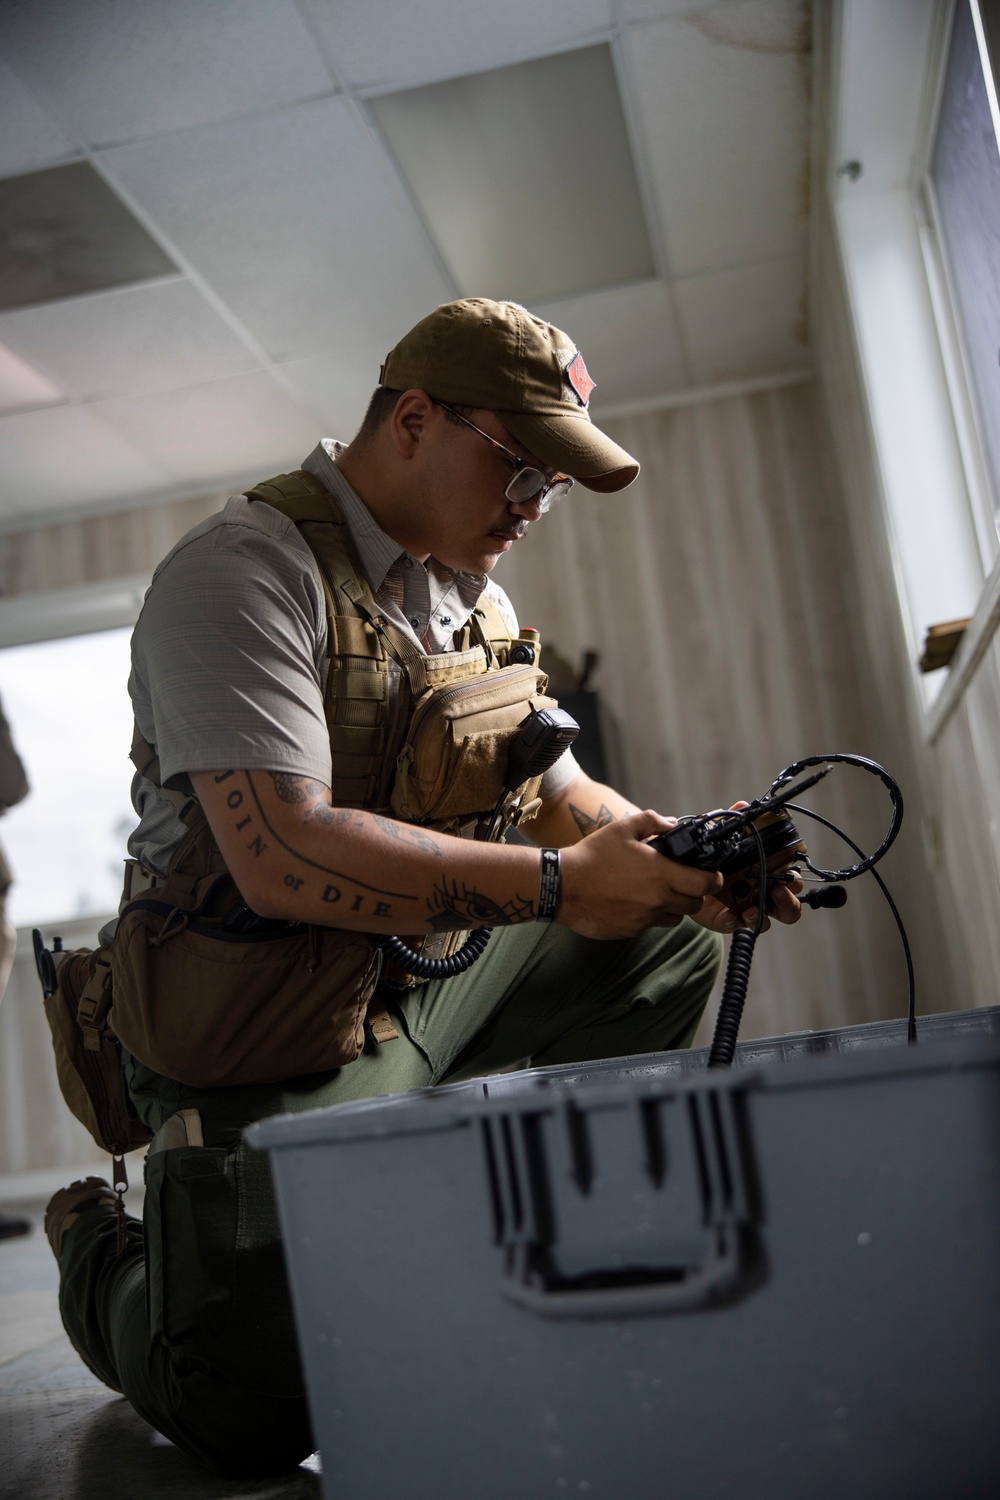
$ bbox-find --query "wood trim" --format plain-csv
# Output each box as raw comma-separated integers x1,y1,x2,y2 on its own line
0,491,221,603
926,546,1000,740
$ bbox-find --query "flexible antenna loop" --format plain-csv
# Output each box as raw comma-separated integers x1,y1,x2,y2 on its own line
767,753,903,881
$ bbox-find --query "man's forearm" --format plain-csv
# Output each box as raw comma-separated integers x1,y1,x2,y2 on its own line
189,767,728,942
526,771,639,848
193,769,544,933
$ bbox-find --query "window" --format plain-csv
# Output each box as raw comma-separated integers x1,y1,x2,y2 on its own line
832,0,1000,723
0,628,135,927
925,0,1000,557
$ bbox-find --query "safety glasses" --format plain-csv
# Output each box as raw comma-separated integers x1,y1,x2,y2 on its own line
435,402,575,513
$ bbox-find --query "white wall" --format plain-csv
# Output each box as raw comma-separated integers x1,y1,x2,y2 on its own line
499,376,959,1042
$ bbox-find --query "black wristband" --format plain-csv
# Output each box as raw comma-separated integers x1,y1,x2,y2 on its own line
537,848,560,923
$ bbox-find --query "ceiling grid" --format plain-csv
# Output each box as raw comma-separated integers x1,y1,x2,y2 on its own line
0,0,811,531
607,25,695,388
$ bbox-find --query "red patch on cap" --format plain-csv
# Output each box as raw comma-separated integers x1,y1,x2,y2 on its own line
565,351,596,408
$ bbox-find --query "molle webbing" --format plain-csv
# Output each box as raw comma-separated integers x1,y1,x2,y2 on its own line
246,469,391,806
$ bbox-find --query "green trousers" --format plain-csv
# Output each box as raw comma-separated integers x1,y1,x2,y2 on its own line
57,917,721,1478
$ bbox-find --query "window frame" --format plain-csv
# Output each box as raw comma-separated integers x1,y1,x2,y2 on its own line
913,0,1000,735
915,0,1000,575
830,0,1000,740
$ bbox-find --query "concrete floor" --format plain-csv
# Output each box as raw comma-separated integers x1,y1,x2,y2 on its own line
0,1176,321,1500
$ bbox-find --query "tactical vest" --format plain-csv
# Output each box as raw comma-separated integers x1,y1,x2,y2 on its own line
131,469,552,858
108,470,555,1088
245,469,548,825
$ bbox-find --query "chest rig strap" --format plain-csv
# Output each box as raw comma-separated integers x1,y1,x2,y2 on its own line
248,471,395,806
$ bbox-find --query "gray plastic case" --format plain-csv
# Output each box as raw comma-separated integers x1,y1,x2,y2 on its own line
249,1006,1000,1500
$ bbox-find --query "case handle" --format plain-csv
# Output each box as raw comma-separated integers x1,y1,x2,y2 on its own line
500,1225,747,1319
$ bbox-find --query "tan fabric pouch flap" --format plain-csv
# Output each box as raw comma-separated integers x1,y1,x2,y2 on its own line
43,950,152,1157
110,904,382,1087
391,662,554,824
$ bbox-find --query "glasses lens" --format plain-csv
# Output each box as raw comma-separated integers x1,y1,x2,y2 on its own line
505,466,546,504
537,477,574,514
505,468,574,511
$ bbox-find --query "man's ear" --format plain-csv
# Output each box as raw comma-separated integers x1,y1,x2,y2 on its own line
389,389,436,460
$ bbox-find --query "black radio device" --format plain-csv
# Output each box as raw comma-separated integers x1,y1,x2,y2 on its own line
650,754,908,1067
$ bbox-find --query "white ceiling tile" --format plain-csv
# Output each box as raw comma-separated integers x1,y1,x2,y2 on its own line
0,59,79,180
672,255,807,384
0,343,64,414
623,0,809,275
0,0,335,148
371,46,654,303
303,0,613,92
0,279,260,401
533,281,688,408
276,354,378,440
0,404,172,522
92,370,322,488
99,98,454,364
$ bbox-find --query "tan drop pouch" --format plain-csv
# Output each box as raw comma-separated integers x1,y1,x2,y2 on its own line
109,874,382,1088
390,660,555,827
44,948,152,1157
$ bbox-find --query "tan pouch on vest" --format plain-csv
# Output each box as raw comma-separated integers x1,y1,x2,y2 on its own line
109,875,382,1088
391,661,554,826
43,949,152,1157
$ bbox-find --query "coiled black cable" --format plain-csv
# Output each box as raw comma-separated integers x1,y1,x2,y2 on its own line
708,818,767,1068
708,929,757,1068
379,927,492,980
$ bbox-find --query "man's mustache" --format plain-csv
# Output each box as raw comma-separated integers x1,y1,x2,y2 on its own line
491,523,529,540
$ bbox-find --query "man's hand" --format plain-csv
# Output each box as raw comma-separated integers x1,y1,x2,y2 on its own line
558,810,724,939
529,776,802,937
693,801,804,934
694,875,803,934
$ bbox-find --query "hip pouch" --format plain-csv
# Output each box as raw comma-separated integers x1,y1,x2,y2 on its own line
109,873,382,1088
43,947,152,1157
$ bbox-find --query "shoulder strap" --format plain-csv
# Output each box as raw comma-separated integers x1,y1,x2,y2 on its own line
244,469,334,524
247,471,381,648
471,592,516,667
248,472,404,805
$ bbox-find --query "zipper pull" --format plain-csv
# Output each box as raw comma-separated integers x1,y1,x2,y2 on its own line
111,1152,129,1257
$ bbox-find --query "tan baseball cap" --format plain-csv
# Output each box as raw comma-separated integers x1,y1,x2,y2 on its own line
379,298,639,493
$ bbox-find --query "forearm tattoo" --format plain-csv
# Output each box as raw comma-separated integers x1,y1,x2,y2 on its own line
425,878,537,932
268,772,357,826
232,771,415,903
372,813,444,858
569,801,617,837
214,771,516,928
